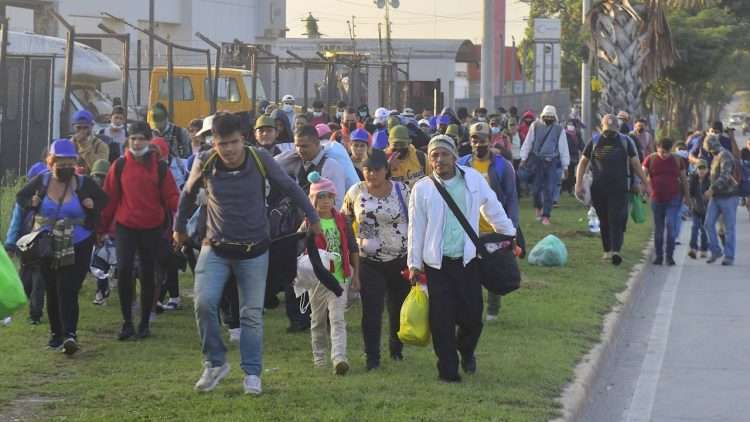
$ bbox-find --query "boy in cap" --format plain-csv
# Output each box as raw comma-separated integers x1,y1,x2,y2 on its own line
387,125,430,193
71,110,110,173
150,102,191,159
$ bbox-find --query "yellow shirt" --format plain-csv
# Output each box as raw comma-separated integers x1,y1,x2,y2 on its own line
471,157,494,233
389,145,432,193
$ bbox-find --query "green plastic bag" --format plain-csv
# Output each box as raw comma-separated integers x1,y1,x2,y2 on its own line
397,285,431,347
528,234,568,267
0,247,26,319
630,193,646,224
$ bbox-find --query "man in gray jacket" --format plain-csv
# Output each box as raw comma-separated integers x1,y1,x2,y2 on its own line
174,113,319,395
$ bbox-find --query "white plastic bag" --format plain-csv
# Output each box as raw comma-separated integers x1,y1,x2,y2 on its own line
293,250,337,297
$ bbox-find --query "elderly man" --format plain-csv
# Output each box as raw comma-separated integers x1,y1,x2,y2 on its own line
408,135,516,383
520,105,570,225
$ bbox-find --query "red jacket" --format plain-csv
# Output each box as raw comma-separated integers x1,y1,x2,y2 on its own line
99,150,179,233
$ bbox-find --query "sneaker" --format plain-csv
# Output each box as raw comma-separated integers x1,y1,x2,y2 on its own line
707,252,723,264
666,256,676,266
28,317,41,325
611,253,623,266
154,302,166,314
135,322,150,339
535,208,542,221
461,355,477,374
366,358,380,371
47,336,64,350
164,297,181,311
93,290,106,305
118,321,135,341
334,360,350,376
286,322,310,333
541,217,551,226
2,316,12,326
194,363,231,393
601,252,612,261
243,375,262,395
653,256,663,266
688,250,697,260
699,251,708,258
721,258,734,266
485,314,499,322
62,337,79,355
228,328,241,343
390,351,404,361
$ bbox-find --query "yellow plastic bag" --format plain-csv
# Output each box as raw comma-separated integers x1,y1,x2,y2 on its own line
397,285,431,347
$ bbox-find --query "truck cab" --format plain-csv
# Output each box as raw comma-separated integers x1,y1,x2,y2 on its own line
148,66,267,128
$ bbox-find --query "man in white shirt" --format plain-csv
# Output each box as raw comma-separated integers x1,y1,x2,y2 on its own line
408,135,515,383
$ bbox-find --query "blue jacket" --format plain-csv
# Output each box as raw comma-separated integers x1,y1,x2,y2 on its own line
4,203,24,249
457,153,519,227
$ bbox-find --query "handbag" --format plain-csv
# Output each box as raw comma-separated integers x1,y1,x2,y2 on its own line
430,176,521,296
16,180,70,265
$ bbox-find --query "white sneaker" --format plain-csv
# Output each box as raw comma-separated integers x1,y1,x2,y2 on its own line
228,328,241,343
243,375,262,395
194,363,230,392
164,297,181,311
601,252,612,260
486,314,498,322
2,316,11,327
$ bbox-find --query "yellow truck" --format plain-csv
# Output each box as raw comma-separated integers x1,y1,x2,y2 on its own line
148,66,267,128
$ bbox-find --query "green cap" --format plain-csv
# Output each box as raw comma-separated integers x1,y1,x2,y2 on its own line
91,159,110,177
446,124,460,139
387,116,401,131
255,114,276,129
389,125,411,148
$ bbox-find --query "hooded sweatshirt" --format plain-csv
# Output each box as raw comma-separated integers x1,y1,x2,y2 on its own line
518,111,536,144
270,109,295,153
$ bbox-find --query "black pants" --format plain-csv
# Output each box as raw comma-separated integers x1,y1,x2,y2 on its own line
360,257,411,362
425,258,483,379
42,236,94,339
21,264,45,321
591,188,629,253
157,255,180,302
116,224,161,325
220,275,240,329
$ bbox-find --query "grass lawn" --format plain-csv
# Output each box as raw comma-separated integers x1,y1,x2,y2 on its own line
0,191,652,422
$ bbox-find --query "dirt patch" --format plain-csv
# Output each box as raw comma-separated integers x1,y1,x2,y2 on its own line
0,396,61,422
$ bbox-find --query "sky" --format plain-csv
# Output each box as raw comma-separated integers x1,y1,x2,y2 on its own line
285,0,530,45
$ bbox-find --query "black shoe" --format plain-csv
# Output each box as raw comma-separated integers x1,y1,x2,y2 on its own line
118,321,135,341
29,317,41,325
666,256,676,266
707,253,723,264
47,336,63,350
62,337,79,355
653,256,663,266
437,362,462,383
461,355,477,374
286,323,309,333
688,250,697,260
390,351,404,361
611,253,623,266
366,358,380,371
135,323,150,339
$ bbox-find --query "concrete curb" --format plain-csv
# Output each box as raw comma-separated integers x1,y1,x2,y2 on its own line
551,239,654,422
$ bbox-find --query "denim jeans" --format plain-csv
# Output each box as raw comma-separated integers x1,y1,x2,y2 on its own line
194,246,269,376
705,196,739,260
533,160,560,217
690,214,708,251
651,197,682,258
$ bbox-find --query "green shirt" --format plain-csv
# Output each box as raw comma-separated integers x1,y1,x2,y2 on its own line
320,218,346,283
440,174,466,258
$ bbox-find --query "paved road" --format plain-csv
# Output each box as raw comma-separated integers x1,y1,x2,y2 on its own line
579,206,750,421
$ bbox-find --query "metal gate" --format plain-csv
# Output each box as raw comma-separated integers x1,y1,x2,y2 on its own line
1,56,54,178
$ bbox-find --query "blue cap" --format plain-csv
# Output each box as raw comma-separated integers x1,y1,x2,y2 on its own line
27,162,48,178
438,114,452,125
49,139,78,158
72,109,95,126
350,128,370,143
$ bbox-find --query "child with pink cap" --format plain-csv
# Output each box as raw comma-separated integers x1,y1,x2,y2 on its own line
301,171,360,375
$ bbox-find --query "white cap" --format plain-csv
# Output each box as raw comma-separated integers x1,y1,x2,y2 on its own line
282,94,295,103
418,118,430,127
402,107,415,118
374,107,389,124
196,114,214,137
540,105,558,120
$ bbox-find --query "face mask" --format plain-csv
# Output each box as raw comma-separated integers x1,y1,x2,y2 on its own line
475,146,489,158
491,127,500,135
394,147,409,158
129,146,148,157
543,119,554,126
359,112,367,118
566,125,575,132
313,111,322,117
204,135,213,145
111,123,124,130
282,104,293,113
477,117,486,122
54,167,75,182
617,119,625,127
336,111,343,119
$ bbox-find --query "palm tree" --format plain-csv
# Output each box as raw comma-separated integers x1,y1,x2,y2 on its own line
587,0,707,118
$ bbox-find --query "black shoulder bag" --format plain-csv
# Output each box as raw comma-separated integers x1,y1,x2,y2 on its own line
17,179,71,265
430,176,521,296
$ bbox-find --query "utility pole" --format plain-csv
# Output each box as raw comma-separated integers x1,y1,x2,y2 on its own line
480,0,495,111
148,0,154,90
582,0,592,141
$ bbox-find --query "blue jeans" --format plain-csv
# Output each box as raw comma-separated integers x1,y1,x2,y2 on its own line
651,197,682,258
533,160,559,217
689,214,708,251
704,196,739,260
194,246,269,376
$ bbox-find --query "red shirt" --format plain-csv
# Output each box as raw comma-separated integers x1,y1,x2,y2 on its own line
643,153,685,203
99,151,179,232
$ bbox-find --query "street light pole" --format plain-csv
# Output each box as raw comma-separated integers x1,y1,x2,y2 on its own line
480,0,495,111
582,0,592,141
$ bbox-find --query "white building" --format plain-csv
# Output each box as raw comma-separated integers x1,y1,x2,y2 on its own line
5,0,287,105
